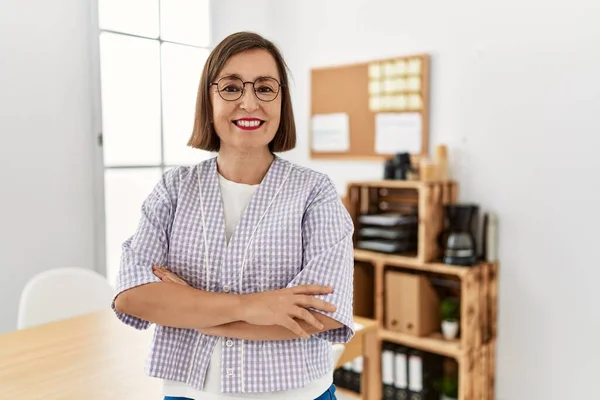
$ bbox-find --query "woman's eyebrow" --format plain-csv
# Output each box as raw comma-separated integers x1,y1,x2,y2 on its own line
218,73,242,80
217,73,279,81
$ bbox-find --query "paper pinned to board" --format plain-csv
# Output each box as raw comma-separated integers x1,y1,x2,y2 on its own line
368,63,382,79
375,112,422,154
311,113,350,152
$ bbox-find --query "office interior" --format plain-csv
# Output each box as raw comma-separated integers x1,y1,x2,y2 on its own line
1,0,599,399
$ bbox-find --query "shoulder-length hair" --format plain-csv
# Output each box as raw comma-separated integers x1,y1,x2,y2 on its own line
187,31,296,153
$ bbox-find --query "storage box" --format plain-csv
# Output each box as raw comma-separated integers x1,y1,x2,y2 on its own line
385,270,440,336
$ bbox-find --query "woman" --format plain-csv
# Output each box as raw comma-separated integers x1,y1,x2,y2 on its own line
113,31,355,400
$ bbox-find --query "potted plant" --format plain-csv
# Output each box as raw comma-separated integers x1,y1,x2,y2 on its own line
435,373,459,400
440,297,460,339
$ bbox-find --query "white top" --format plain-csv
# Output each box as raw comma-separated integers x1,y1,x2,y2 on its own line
162,173,332,399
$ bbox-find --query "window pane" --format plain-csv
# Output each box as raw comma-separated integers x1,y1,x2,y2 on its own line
98,0,159,38
162,43,214,165
160,0,211,46
104,168,162,287
100,33,162,166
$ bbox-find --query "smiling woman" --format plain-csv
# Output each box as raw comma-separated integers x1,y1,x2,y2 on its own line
187,32,296,163
203,49,283,157
112,32,354,400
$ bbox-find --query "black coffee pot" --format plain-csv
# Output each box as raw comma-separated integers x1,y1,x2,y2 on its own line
384,153,412,180
439,204,479,266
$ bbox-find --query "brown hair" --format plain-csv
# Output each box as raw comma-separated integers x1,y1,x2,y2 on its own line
187,32,296,153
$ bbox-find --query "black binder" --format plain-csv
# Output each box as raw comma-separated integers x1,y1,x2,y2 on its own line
393,345,409,400
407,349,443,400
382,342,396,400
341,361,354,391
350,356,363,393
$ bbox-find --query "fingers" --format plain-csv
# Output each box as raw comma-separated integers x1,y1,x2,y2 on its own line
165,275,186,285
296,295,337,313
290,285,334,295
290,306,324,330
152,266,190,286
280,317,309,339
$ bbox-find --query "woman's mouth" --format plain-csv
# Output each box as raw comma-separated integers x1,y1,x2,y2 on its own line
233,119,265,131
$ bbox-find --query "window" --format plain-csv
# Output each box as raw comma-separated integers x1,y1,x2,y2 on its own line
97,0,213,285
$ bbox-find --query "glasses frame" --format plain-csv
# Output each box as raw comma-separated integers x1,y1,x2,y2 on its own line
209,76,284,102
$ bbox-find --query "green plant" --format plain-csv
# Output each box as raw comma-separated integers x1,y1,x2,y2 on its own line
441,297,460,321
434,374,459,398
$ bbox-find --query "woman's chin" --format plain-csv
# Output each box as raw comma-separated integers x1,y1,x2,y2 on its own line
222,141,271,154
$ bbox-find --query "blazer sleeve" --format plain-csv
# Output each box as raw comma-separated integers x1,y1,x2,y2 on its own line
111,170,176,330
286,176,355,343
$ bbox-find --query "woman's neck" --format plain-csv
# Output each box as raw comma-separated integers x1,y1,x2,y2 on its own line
216,148,275,185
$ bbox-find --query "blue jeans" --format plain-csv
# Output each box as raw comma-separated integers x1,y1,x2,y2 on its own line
164,384,337,400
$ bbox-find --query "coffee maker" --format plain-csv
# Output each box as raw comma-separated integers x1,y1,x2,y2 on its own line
441,204,479,266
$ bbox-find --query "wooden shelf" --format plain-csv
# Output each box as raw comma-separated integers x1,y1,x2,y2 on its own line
353,316,379,332
347,179,456,189
336,387,362,399
379,329,462,359
354,248,472,278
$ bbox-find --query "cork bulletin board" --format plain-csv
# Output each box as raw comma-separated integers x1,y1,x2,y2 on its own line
309,54,430,161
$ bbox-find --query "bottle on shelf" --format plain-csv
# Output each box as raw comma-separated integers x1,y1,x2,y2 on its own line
434,144,449,181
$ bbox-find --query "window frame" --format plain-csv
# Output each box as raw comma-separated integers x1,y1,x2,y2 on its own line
88,0,213,279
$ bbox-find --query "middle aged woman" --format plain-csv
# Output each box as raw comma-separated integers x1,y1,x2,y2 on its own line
113,31,354,400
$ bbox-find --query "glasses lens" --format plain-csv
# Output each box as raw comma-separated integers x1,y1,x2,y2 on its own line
254,77,280,101
217,77,244,101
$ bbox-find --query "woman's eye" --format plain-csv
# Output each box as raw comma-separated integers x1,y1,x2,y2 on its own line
256,86,274,93
222,85,242,92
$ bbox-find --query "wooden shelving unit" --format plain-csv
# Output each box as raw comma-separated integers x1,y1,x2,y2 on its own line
342,180,498,400
378,329,461,359
354,249,470,278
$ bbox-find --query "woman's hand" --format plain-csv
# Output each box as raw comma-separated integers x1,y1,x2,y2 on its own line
152,266,190,286
240,286,337,339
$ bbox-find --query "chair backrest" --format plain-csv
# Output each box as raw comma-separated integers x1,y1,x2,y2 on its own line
17,267,114,330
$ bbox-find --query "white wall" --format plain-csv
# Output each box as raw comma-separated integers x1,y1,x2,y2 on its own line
216,0,600,398
210,0,275,45
0,0,97,333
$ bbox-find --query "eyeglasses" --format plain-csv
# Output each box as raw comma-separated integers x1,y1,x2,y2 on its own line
209,76,283,102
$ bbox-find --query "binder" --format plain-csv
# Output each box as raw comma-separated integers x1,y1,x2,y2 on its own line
341,361,355,392
351,356,363,393
407,349,443,400
393,345,409,400
382,342,396,400
333,366,344,388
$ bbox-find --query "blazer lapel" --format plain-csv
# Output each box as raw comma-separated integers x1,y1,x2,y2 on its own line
226,156,292,290
196,157,227,292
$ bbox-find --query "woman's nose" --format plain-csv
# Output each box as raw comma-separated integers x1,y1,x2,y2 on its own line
239,84,259,112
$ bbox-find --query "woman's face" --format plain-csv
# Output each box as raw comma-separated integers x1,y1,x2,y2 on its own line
211,49,282,154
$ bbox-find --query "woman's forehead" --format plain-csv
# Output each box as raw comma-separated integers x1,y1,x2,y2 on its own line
218,49,280,81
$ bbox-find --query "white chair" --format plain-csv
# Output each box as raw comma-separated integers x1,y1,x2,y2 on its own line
17,267,114,330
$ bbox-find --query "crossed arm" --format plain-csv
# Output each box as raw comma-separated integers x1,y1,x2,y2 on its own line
114,266,342,341
198,314,341,341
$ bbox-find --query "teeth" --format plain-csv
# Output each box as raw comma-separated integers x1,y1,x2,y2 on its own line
236,120,261,128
